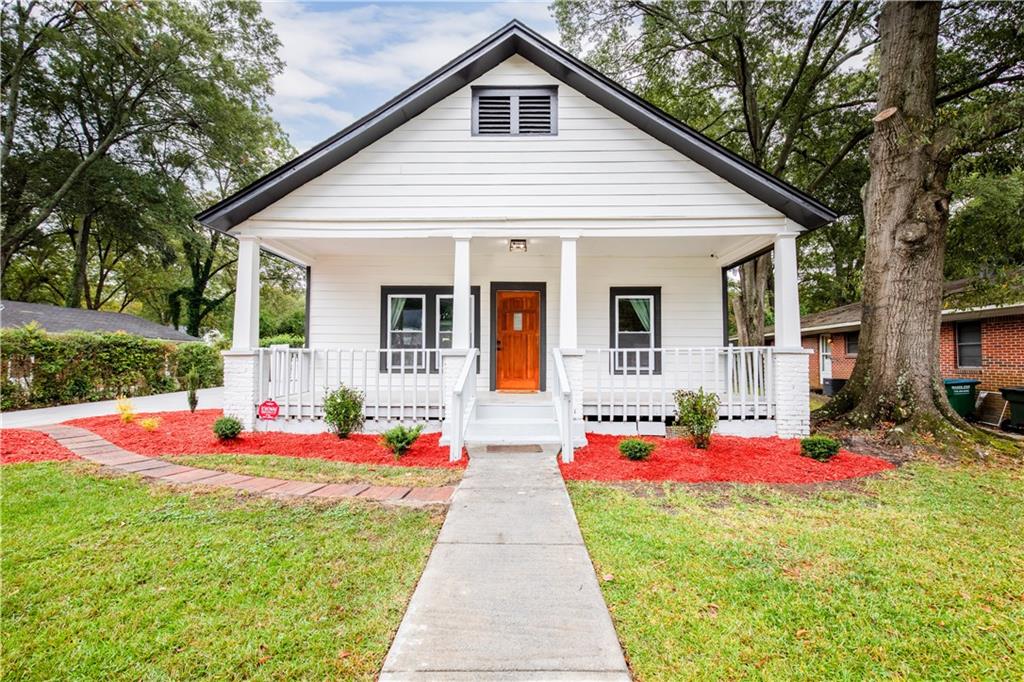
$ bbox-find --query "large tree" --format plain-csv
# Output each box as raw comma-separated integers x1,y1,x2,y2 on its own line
0,0,283,273
555,0,879,341
826,0,1024,429
1,0,294,337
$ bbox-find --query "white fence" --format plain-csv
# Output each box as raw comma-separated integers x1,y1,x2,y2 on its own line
256,346,446,423
579,347,775,422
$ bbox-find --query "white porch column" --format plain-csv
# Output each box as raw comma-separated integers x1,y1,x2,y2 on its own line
441,237,472,444
223,236,261,430
559,237,578,349
452,236,471,350
772,232,811,437
773,233,801,348
559,237,585,427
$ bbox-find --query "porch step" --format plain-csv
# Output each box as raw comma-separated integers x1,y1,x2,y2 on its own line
464,418,561,445
465,401,562,445
474,402,555,421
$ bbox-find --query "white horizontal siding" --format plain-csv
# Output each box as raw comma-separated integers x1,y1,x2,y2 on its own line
248,55,782,228
307,249,723,390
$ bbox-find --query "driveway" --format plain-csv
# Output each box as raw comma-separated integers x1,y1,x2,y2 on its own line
0,387,223,428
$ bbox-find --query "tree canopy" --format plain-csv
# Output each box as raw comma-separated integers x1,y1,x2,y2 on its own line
1,0,298,336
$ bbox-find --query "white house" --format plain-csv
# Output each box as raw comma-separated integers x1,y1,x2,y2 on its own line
198,21,831,462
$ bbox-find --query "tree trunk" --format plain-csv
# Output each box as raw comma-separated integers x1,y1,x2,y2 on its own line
733,253,770,345
828,1,958,428
66,213,93,308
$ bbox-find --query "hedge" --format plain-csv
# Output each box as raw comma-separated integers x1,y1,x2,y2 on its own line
0,326,223,410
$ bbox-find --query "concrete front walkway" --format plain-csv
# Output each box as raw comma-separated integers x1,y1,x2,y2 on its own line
381,445,630,681
0,387,223,428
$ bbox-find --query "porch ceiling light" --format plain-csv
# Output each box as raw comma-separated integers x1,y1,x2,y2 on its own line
509,238,528,253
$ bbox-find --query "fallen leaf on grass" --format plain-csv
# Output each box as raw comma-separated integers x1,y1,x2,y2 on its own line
602,573,614,582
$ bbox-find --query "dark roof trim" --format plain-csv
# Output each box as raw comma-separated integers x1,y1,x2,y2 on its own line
197,20,837,232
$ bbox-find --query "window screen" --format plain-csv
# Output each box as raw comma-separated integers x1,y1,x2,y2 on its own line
846,332,860,355
956,321,982,367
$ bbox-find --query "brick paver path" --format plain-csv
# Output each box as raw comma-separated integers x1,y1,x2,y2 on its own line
25,424,454,507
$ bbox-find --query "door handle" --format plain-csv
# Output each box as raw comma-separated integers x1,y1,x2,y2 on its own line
496,340,503,351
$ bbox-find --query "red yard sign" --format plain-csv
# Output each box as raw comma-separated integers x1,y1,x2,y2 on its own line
257,400,280,421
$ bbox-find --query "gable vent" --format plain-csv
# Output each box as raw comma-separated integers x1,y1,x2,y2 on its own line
518,95,552,134
472,86,557,136
476,95,512,134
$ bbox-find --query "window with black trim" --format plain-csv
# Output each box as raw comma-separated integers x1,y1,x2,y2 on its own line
380,286,480,371
845,332,859,356
609,287,661,373
956,321,982,368
472,86,557,136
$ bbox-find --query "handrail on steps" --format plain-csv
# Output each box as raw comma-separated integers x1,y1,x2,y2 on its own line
551,348,574,463
449,348,478,462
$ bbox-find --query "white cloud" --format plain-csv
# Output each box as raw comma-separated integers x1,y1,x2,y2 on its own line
263,1,559,151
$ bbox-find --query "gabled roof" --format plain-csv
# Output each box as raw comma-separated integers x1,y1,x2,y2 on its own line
197,20,837,232
0,300,198,342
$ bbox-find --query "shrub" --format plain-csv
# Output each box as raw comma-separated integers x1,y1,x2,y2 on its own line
674,387,720,449
213,416,242,440
618,437,655,461
323,385,364,438
1,379,29,411
0,325,218,408
116,397,135,424
801,435,841,461
138,417,160,432
381,424,424,458
259,333,305,348
185,367,200,413
172,342,222,388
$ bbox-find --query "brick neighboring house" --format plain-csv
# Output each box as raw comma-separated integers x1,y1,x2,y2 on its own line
760,301,1024,403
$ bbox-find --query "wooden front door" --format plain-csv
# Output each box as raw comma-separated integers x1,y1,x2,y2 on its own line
495,290,541,391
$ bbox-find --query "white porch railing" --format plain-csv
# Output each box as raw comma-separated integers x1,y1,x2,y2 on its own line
551,348,575,462
580,347,775,422
256,346,447,422
448,348,478,462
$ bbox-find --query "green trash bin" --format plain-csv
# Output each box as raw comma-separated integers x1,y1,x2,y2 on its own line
944,378,980,418
998,386,1024,431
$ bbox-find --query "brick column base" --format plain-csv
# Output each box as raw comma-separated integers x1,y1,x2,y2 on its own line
774,348,812,438
222,350,258,431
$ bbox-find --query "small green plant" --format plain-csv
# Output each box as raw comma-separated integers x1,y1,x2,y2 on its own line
323,385,364,438
618,437,656,461
381,424,424,458
138,417,160,432
213,416,242,441
801,435,841,461
116,396,135,424
674,387,720,449
185,367,200,413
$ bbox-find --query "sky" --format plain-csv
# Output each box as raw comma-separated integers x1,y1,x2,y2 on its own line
262,1,560,152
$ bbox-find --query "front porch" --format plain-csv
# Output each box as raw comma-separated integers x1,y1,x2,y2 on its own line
222,230,811,462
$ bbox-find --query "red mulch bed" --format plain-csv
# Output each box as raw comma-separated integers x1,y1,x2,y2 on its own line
65,410,464,469
1,430,79,465
560,434,895,484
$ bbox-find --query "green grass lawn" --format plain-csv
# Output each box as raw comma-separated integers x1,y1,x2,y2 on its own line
167,454,462,488
569,463,1024,680
808,392,830,411
2,461,443,680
